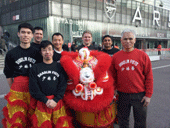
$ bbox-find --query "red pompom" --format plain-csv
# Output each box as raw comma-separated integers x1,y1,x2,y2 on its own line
89,82,97,89
76,84,84,92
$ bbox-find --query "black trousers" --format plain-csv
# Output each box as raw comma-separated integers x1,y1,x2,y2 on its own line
158,51,161,55
117,92,147,128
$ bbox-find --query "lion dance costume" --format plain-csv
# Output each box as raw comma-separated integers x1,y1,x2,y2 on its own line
60,47,117,128
2,76,36,128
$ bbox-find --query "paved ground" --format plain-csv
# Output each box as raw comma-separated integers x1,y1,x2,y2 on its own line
0,59,170,128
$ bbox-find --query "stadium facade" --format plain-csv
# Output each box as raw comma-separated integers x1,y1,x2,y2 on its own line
0,0,170,56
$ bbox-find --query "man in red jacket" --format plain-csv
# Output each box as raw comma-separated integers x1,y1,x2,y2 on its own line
110,29,153,128
157,43,162,55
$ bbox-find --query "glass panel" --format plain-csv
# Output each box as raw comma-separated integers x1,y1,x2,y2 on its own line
0,0,2,7
89,0,95,8
26,6,32,20
39,1,48,17
72,5,79,18
81,0,88,7
132,1,136,10
20,0,25,8
33,4,39,19
89,8,95,20
97,0,102,21
53,0,60,2
127,15,131,24
72,0,80,6
1,14,6,25
122,14,126,24
97,9,102,21
116,1,121,13
81,7,88,19
149,5,153,27
122,0,127,15
52,2,61,16
97,0,102,10
21,8,26,21
63,3,71,18
116,13,121,23
3,0,8,5
63,0,71,4
9,0,19,3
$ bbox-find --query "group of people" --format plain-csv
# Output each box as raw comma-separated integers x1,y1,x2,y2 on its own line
2,22,153,128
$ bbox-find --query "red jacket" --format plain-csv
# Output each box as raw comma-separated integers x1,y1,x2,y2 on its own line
157,45,162,51
110,49,153,98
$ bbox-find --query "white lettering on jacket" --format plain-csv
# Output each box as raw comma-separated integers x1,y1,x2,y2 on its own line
119,59,139,67
15,57,36,65
37,71,59,78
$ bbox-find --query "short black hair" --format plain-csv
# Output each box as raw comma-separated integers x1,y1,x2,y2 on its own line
34,26,43,33
40,40,54,50
102,35,113,42
18,23,34,33
52,33,64,40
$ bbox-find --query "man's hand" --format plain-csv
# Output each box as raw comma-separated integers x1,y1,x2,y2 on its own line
141,96,151,107
46,99,51,108
46,100,57,109
114,90,118,96
7,78,13,88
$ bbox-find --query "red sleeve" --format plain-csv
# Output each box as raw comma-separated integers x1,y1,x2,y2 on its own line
144,54,153,97
110,56,117,90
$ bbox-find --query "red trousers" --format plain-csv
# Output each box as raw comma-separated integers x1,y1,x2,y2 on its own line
31,96,73,128
2,76,36,128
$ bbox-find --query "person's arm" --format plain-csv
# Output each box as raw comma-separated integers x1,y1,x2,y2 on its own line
141,54,153,107
3,52,14,86
144,54,154,98
29,66,48,104
6,78,13,88
109,56,117,93
53,67,67,103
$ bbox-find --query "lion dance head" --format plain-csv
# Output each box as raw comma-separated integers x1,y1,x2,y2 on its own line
60,48,114,112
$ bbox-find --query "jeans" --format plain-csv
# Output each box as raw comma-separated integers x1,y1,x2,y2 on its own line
117,92,147,128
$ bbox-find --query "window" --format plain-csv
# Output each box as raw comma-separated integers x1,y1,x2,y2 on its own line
63,4,71,18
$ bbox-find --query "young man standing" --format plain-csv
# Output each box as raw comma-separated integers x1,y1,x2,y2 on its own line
29,40,71,127
52,32,65,62
102,35,120,56
110,29,153,128
76,30,98,51
2,23,42,127
31,26,44,50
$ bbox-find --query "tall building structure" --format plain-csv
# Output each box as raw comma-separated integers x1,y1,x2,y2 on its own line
0,0,170,56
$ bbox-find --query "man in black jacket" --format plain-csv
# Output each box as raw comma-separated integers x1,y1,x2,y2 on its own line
31,26,43,50
3,23,42,128
102,35,120,56
76,30,98,51
52,32,65,62
29,40,71,127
